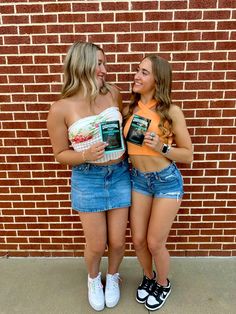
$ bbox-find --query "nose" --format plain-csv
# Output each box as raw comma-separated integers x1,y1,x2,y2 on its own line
134,71,140,80
100,63,107,74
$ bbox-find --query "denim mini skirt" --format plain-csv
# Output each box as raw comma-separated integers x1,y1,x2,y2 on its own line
71,158,131,212
131,162,184,200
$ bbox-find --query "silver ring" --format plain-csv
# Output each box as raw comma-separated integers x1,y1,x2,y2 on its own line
150,132,155,140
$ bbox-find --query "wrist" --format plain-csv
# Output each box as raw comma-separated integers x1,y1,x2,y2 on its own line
82,150,88,162
161,143,171,155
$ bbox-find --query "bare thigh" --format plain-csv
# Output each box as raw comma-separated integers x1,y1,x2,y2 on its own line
79,211,107,250
148,198,181,246
107,207,129,246
130,191,153,243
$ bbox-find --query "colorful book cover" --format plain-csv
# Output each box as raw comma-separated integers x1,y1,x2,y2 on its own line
99,120,124,153
126,114,151,145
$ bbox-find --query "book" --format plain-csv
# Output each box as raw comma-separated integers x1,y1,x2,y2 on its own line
126,114,151,145
99,120,124,153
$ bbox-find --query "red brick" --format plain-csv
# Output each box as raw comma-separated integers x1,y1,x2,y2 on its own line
31,14,57,24
0,4,15,13
72,2,99,11
116,12,142,22
218,21,236,30
3,15,29,24
43,3,71,12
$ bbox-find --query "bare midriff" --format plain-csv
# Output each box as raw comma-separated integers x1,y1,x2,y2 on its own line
129,155,171,172
92,154,126,166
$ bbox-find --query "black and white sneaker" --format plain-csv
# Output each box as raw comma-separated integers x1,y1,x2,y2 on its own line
145,279,171,311
136,271,156,303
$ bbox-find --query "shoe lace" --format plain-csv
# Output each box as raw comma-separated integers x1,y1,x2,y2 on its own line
151,283,164,298
89,277,103,293
140,276,155,292
107,273,121,290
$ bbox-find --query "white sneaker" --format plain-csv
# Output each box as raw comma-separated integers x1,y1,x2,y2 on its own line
105,273,121,308
88,272,105,311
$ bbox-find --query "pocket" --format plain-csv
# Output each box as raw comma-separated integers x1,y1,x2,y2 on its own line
131,168,138,178
158,170,177,183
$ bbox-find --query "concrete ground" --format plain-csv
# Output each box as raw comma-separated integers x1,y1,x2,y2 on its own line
0,257,235,314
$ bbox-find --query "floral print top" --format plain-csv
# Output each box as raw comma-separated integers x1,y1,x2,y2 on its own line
68,106,125,163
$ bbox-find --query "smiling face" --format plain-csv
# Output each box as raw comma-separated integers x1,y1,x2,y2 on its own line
133,57,156,99
96,50,107,89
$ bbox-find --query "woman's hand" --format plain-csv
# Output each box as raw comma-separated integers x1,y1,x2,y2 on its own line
144,132,163,152
84,142,108,161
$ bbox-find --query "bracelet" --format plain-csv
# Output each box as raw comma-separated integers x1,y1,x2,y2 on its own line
161,143,171,155
82,150,87,162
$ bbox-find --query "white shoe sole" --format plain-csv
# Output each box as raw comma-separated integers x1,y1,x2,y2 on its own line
145,289,171,311
105,298,119,308
88,300,105,312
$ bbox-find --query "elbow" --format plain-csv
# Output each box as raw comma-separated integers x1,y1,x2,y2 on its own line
54,152,66,165
186,155,193,164
187,149,194,164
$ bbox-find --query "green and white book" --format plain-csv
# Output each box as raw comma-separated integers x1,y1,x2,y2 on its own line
99,120,124,153
126,114,151,145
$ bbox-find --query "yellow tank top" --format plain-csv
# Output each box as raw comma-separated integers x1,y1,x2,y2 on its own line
123,100,173,156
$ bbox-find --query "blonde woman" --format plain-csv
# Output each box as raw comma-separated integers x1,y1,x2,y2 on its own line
124,54,193,311
47,42,131,311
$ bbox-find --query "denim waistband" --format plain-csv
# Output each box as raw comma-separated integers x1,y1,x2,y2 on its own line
73,158,128,172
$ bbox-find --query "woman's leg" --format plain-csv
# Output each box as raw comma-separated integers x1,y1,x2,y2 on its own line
79,211,107,278
147,198,181,286
130,191,153,278
106,207,129,274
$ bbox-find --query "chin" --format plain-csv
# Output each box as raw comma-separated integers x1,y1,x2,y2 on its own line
98,79,105,89
133,86,142,93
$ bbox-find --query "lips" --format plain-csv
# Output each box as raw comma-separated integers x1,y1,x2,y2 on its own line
133,82,143,92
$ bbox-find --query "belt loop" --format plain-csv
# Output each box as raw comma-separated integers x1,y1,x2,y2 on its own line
133,167,138,176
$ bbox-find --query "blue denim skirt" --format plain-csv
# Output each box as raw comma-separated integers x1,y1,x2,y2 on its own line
131,162,184,200
71,158,131,212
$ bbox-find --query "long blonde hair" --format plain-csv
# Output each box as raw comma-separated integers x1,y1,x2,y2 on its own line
61,41,109,99
125,54,173,137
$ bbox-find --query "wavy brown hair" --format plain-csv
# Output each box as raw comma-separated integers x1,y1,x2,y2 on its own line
125,54,173,138
61,41,110,99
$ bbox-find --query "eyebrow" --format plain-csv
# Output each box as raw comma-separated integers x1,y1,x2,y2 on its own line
137,66,150,74
98,59,105,63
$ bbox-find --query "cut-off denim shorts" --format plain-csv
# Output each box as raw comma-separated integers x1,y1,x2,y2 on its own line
71,158,131,212
131,162,184,200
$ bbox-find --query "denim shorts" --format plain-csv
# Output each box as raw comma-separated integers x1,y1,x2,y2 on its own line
131,163,184,200
71,158,131,212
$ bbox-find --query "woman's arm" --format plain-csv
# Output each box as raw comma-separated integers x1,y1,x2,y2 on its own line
47,101,106,166
165,105,193,163
144,105,193,164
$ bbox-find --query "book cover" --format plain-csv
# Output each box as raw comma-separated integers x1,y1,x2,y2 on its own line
99,120,124,153
126,114,151,145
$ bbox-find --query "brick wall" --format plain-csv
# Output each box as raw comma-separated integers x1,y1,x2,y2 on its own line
0,0,235,257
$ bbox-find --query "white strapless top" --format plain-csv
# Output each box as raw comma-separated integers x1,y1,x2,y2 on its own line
68,106,125,163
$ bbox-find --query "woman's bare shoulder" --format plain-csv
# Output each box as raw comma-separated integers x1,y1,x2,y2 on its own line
49,98,67,111
169,104,185,120
48,98,73,118
169,103,182,114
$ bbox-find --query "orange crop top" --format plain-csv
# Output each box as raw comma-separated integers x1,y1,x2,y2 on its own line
123,99,173,156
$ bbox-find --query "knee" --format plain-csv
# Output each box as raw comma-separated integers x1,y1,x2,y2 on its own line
108,239,125,252
88,242,106,257
147,238,165,255
132,236,147,251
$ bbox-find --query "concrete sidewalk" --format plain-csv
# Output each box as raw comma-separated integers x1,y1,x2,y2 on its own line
0,257,235,314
